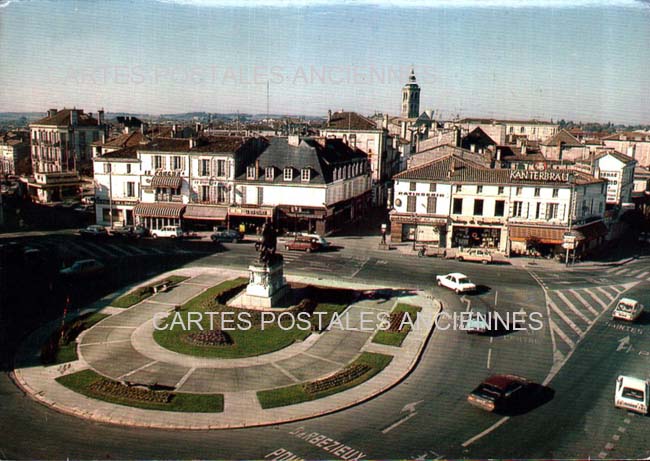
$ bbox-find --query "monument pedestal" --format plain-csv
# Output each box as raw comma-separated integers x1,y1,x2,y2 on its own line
228,258,289,310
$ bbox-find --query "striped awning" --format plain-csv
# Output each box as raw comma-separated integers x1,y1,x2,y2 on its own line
151,175,182,189
508,225,565,244
574,221,608,241
133,202,185,218
184,205,227,220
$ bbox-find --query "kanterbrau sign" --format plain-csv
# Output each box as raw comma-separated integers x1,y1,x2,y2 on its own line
509,170,570,183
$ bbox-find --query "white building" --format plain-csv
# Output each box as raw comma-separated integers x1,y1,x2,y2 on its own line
93,146,141,225
0,133,30,176
593,151,636,207
391,153,608,256
602,131,650,168
450,118,559,144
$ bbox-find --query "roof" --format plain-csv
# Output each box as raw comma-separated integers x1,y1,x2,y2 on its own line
137,138,193,152
237,137,367,185
634,166,650,178
136,136,252,154
94,131,149,148
619,375,647,390
603,131,650,142
326,112,378,131
31,109,101,127
484,374,527,390
457,118,557,126
461,127,497,150
541,129,583,147
98,146,139,160
594,150,637,165
395,153,603,186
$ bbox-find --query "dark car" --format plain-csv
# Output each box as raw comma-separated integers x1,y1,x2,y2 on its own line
467,374,530,412
285,236,322,253
78,225,109,238
59,259,105,278
211,227,244,243
111,225,149,239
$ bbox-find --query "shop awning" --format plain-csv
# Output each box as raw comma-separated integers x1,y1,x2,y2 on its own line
133,202,185,218
151,175,182,189
574,221,608,240
184,204,227,220
509,225,566,244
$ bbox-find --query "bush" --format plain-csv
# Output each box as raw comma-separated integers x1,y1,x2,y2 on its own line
303,363,372,394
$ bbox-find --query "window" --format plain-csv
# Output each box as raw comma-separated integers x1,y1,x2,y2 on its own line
407,196,417,212
172,156,182,170
257,187,264,205
264,167,274,180
217,159,226,177
200,159,210,176
516,186,522,196
477,185,483,194
426,196,437,214
513,201,523,217
126,182,135,197
535,202,541,219
473,199,484,216
495,200,505,217
247,165,257,180
153,155,163,169
547,203,559,219
498,186,504,195
429,183,436,192
453,198,463,214
456,184,462,192
410,182,417,191
103,163,111,174
200,185,210,202
217,185,228,203
126,164,132,174
301,168,311,182
534,187,540,197
284,167,293,181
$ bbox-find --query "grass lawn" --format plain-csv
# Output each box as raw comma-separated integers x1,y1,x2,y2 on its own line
153,279,355,359
56,369,223,412
257,352,393,409
112,275,189,308
41,312,110,365
372,303,422,347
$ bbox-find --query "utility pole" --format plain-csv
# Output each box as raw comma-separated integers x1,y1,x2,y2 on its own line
565,175,575,267
108,162,113,228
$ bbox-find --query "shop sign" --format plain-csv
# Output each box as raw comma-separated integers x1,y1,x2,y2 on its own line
403,191,446,198
229,207,274,217
510,170,570,182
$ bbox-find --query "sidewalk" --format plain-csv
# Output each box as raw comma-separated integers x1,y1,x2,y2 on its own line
13,267,440,430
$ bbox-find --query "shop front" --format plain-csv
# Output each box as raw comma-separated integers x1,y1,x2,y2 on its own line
227,206,275,234
451,224,504,251
183,204,228,231
389,213,448,246
277,205,328,235
508,225,565,256
95,198,136,226
133,202,185,230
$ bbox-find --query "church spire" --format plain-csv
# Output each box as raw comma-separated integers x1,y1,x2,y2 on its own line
401,66,421,118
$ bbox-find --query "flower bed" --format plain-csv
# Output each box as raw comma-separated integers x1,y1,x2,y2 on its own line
89,379,172,404
111,275,189,308
372,304,421,347
40,312,109,365
303,363,371,394
182,329,233,346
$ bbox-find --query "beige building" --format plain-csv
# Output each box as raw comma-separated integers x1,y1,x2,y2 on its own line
602,131,650,168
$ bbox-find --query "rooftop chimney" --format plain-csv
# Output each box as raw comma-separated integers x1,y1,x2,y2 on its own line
288,135,301,147
327,109,332,124
496,148,502,161
98,109,105,126
188,138,196,149
47,108,58,118
70,110,78,126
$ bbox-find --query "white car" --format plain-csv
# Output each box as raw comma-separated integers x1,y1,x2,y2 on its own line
612,298,643,322
436,272,477,293
615,375,649,414
151,225,183,238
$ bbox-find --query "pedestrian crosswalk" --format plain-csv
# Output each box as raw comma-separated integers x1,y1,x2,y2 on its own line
545,282,637,358
606,265,650,280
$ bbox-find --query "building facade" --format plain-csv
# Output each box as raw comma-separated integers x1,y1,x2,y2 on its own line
0,132,30,176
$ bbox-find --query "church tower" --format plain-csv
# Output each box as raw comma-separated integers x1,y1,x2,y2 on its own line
401,68,420,119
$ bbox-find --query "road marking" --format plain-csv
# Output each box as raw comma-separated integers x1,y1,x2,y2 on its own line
548,299,583,337
582,290,609,311
612,434,620,441
494,290,498,306
617,426,626,433
381,412,417,434
105,243,132,256
302,351,345,366
79,339,131,347
401,400,424,413
598,452,607,459
556,291,592,323
83,241,118,258
617,336,631,352
569,290,599,317
117,360,158,380
486,348,492,369
174,367,196,389
461,295,471,312
271,362,301,383
605,442,614,450
595,287,615,302
461,416,510,447
123,243,148,255
350,258,369,278
637,271,650,279
549,319,576,348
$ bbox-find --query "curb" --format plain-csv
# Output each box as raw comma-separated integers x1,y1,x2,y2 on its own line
13,293,441,431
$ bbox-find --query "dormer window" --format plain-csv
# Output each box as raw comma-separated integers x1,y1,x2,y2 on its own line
284,167,293,181
301,168,311,182
265,167,274,181
247,165,257,180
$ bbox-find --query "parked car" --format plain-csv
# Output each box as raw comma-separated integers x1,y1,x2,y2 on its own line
59,259,105,277
467,374,530,412
78,225,109,238
457,248,493,264
73,204,94,213
615,375,649,414
612,298,644,322
111,225,149,239
285,236,322,253
436,272,477,293
211,227,244,243
151,225,183,238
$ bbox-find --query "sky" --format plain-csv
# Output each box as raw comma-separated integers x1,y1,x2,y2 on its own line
1,0,649,123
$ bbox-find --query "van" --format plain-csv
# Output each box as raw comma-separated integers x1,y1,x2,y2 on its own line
151,226,183,238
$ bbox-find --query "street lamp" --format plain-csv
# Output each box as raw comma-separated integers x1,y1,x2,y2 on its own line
565,174,576,267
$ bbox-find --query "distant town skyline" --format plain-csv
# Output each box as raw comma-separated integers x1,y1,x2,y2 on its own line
1,0,649,123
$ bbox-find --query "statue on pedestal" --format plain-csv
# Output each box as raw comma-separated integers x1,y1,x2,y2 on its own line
257,221,280,266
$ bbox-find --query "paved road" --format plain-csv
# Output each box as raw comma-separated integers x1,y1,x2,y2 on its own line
0,235,648,459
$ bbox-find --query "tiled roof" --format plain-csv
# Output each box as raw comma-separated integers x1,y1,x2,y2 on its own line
457,117,557,126
603,131,650,142
594,150,636,164
541,129,583,147
94,131,149,148
326,112,378,131
98,146,139,160
461,127,497,150
31,109,101,127
137,137,193,152
190,136,250,153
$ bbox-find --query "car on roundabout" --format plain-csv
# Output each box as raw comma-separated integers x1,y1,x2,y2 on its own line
211,227,244,243
111,225,149,239
59,259,105,278
467,374,530,412
615,375,649,414
612,298,643,322
78,224,109,238
436,272,476,293
463,305,492,334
